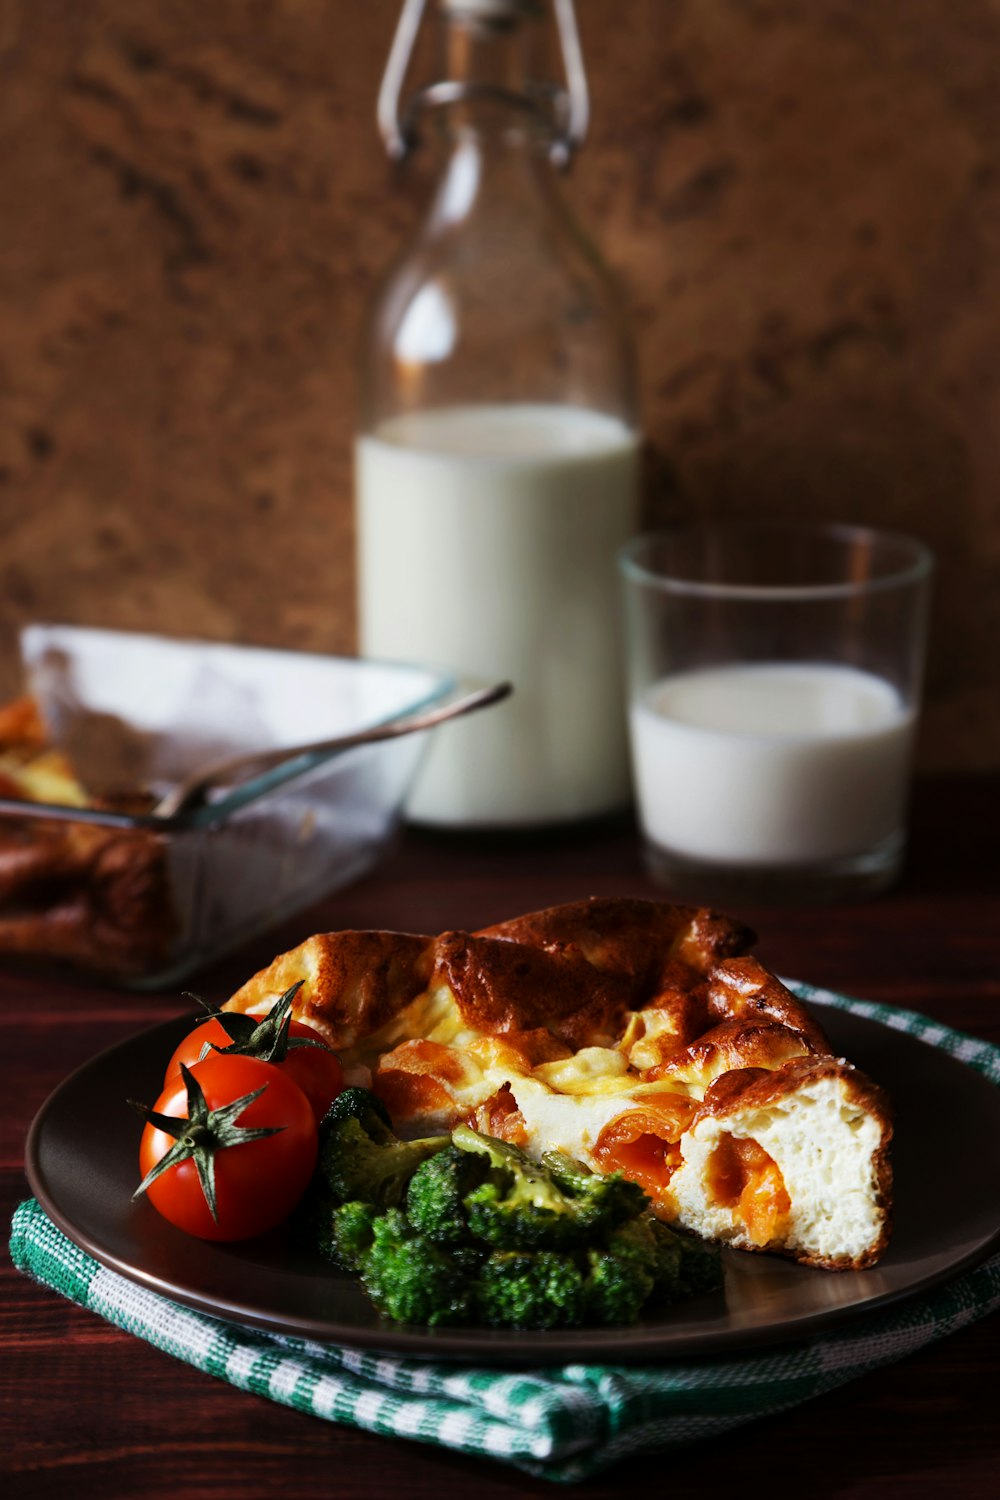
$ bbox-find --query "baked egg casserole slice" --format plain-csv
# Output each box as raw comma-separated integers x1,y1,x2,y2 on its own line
224,897,892,1271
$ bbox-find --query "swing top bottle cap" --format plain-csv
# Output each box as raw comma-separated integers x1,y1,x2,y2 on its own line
440,0,541,23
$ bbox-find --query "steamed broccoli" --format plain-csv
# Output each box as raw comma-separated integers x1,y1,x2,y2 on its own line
604,1213,723,1305
319,1199,380,1271
303,1097,722,1331
322,1086,394,1131
451,1125,645,1249
674,1225,726,1298
405,1144,485,1245
318,1088,450,1208
361,1209,473,1327
478,1250,586,1330
582,1244,656,1325
578,1215,672,1323
609,1213,677,1281
541,1149,648,1232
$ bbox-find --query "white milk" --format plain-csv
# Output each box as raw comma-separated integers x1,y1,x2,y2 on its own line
630,662,916,866
356,404,640,826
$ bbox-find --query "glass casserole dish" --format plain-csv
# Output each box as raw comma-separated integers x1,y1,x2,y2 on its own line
0,626,452,988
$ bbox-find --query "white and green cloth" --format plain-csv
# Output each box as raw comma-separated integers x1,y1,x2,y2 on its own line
11,987,1000,1482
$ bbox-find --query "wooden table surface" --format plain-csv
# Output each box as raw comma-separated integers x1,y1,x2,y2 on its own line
3,774,999,1500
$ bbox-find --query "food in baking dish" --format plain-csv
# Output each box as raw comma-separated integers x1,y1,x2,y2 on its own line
0,696,173,975
224,897,893,1270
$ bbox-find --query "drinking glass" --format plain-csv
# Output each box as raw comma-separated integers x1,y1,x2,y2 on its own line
619,521,934,903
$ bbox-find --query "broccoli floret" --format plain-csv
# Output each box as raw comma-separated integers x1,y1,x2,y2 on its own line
672,1225,725,1297
318,1199,380,1272
602,1215,723,1308
452,1125,646,1250
361,1210,472,1327
477,1250,586,1330
581,1214,723,1322
645,1216,686,1299
318,1088,450,1208
321,1086,393,1132
451,1125,593,1249
405,1143,489,1245
610,1213,674,1277
583,1245,656,1325
296,1175,381,1271
450,1243,488,1276
579,1214,670,1325
540,1150,649,1232
464,1169,580,1250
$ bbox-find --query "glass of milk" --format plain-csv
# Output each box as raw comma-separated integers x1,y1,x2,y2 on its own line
619,522,934,903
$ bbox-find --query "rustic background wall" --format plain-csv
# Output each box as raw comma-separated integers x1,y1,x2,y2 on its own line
1,0,997,768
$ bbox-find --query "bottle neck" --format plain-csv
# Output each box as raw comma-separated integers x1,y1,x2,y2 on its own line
362,2,635,430
433,2,545,148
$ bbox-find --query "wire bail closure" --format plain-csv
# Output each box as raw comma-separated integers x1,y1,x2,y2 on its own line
377,0,589,169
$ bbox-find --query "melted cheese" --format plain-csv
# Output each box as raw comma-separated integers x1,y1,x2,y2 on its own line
533,1047,632,1095
504,1074,639,1162
624,1009,691,1070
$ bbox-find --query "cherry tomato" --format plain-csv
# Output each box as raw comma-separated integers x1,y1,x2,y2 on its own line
137,1053,318,1242
275,1029,344,1122
165,1015,344,1122
164,1017,252,1078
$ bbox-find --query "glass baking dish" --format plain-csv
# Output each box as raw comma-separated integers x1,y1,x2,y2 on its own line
0,626,453,988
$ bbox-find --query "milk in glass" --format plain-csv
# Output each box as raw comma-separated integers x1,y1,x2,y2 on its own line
630,661,915,866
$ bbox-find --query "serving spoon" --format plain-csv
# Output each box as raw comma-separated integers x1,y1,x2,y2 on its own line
152,679,512,819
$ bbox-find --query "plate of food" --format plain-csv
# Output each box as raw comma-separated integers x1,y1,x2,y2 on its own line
25,898,1000,1362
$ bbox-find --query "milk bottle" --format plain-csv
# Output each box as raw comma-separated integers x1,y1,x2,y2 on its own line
357,0,639,826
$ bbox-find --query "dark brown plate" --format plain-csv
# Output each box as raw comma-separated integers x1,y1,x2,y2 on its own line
24,1000,1000,1363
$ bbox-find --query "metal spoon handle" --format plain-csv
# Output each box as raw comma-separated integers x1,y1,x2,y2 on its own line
153,680,512,819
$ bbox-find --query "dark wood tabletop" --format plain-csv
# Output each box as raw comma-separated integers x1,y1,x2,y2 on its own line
3,774,999,1500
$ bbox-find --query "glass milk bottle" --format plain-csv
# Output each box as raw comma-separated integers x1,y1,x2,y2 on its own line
356,0,640,827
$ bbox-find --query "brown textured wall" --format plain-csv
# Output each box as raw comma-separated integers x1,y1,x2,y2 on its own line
1,0,997,768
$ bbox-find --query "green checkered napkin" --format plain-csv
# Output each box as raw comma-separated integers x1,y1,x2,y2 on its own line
11,986,1000,1482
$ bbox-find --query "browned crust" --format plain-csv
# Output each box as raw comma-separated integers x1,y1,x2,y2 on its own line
222,907,824,1060
706,957,832,1053
0,695,47,751
226,899,761,1051
431,930,633,1049
630,983,715,1053
225,930,434,1048
479,896,755,997
0,695,172,975
700,1052,890,1123
648,1017,817,1088
439,897,758,1044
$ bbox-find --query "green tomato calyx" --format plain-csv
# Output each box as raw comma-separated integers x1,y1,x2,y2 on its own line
131,1062,285,1222
186,982,323,1067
